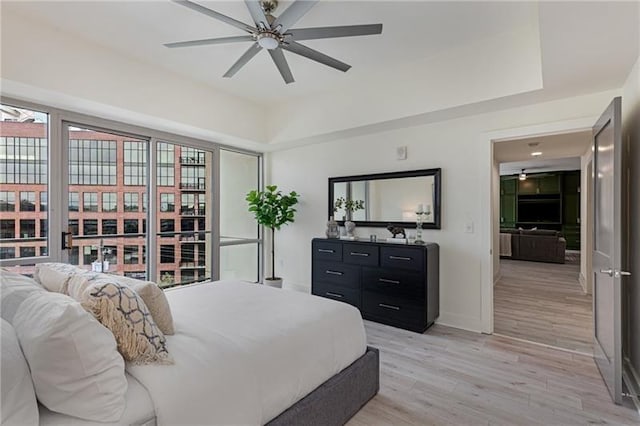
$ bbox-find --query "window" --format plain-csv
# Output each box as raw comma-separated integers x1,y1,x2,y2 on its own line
180,166,205,190
124,219,138,234
69,247,79,265
0,247,15,259
20,247,36,258
0,220,15,239
0,137,47,185
20,220,35,238
69,192,79,211
160,193,174,212
83,192,98,212
181,244,195,263
83,219,98,236
157,143,174,186
40,219,47,238
142,219,147,233
124,192,138,212
159,271,175,287
104,246,117,265
20,192,36,211
181,270,195,283
0,191,15,211
125,271,146,280
68,219,79,236
102,192,117,212
102,219,117,235
69,139,116,185
160,245,174,263
181,193,205,215
124,245,139,264
83,246,98,265
160,219,175,234
142,192,147,212
40,192,47,211
124,141,147,186
180,147,205,164
40,246,48,256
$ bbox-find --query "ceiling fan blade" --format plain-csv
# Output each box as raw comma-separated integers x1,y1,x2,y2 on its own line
282,41,351,72
287,24,383,41
245,0,271,30
268,49,294,84
172,0,255,34
223,43,263,78
164,35,254,48
272,0,318,34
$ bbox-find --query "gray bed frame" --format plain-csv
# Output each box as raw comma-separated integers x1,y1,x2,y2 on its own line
267,346,379,426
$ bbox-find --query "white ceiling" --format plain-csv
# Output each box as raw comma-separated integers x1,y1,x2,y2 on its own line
495,130,591,175
0,1,538,102
2,1,638,146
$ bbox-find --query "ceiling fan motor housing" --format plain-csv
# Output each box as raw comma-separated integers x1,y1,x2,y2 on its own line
260,0,278,14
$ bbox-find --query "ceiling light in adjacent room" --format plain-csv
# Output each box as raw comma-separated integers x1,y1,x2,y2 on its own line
531,151,542,157
519,169,527,181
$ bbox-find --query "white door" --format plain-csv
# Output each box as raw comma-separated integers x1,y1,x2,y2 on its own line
592,97,630,404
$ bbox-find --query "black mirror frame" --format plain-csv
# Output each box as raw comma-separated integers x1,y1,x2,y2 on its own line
328,168,442,230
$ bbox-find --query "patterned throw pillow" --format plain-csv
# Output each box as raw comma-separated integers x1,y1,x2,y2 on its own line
35,264,174,335
66,275,172,365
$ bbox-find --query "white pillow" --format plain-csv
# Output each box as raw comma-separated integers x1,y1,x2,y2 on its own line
12,291,128,422
1,318,39,426
33,263,82,292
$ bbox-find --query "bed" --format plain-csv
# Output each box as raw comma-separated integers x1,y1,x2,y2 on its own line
37,280,379,425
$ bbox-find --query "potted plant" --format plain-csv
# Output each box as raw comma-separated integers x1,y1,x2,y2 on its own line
333,197,365,238
246,185,299,288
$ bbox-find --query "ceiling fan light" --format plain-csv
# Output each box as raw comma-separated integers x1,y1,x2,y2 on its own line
257,33,279,50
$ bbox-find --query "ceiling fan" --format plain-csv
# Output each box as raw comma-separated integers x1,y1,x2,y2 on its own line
164,0,383,84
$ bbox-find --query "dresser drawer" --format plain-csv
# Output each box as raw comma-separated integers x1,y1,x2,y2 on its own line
312,282,360,309
362,291,425,327
312,261,360,289
343,244,379,266
312,240,343,262
362,267,424,298
380,246,424,271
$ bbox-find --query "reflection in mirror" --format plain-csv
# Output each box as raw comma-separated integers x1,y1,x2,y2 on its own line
328,168,441,229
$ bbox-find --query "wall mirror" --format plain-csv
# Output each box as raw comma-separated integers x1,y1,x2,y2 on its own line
328,168,441,229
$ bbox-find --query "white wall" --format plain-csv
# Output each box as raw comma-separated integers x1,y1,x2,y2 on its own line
621,54,640,390
269,89,618,332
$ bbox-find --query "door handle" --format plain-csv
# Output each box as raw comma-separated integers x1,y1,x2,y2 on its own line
326,292,343,299
389,255,411,261
318,249,334,253
325,270,343,276
599,269,614,277
378,278,400,284
615,270,631,278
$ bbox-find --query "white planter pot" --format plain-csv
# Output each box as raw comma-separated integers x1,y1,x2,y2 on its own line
264,278,283,288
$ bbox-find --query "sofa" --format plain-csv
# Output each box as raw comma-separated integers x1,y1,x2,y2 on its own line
500,229,566,264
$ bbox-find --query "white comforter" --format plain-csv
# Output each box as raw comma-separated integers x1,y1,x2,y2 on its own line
126,281,367,425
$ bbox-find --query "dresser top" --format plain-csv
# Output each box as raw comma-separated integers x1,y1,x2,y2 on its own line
312,237,438,250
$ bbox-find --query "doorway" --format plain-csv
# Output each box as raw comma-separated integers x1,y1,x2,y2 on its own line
492,131,594,354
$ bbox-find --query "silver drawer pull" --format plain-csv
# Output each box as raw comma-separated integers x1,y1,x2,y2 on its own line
325,270,343,276
318,249,335,253
379,278,400,285
350,252,370,257
326,292,343,298
389,255,411,261
379,303,400,311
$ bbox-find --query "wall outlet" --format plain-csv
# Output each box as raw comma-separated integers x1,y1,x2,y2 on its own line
396,146,407,160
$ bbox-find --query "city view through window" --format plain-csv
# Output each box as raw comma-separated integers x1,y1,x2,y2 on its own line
0,104,259,286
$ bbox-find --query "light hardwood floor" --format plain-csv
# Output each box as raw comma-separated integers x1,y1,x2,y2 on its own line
494,259,593,354
349,321,639,425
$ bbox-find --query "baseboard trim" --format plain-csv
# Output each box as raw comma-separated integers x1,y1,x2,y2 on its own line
436,312,483,333
578,273,587,293
623,358,640,414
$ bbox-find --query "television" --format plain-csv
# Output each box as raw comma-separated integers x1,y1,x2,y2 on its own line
517,198,561,223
